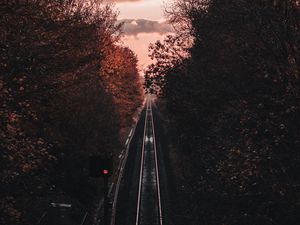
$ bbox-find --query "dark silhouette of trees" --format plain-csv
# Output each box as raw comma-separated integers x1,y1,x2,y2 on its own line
146,0,300,224
0,1,142,224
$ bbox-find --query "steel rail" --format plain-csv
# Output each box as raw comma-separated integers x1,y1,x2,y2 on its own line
135,97,149,225
150,97,163,225
135,95,163,225
109,99,147,225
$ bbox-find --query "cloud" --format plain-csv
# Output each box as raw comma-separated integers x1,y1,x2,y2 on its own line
131,20,138,25
119,19,174,36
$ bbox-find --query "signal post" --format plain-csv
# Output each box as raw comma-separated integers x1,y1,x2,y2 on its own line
89,155,113,225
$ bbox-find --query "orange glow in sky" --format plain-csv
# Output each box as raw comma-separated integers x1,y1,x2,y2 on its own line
111,0,173,70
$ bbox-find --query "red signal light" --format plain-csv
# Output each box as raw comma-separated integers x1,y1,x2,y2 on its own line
89,155,112,177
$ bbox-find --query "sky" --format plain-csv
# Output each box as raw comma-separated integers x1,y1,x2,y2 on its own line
108,0,173,70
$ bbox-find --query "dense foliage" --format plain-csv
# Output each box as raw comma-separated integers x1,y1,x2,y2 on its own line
0,1,142,224
146,0,300,224
100,45,143,128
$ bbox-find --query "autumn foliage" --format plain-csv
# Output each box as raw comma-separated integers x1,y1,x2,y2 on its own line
146,0,300,224
0,1,142,224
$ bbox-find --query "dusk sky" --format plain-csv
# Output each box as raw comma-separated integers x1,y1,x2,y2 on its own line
110,0,174,70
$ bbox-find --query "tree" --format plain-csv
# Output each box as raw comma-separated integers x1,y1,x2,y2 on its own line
145,0,300,224
0,1,142,224
100,45,143,128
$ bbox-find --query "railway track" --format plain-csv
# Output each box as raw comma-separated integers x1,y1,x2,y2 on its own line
135,96,163,225
112,95,164,225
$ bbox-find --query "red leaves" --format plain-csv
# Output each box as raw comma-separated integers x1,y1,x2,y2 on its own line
1,1,142,224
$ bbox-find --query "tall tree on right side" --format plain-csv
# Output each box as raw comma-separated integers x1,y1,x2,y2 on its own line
146,0,300,224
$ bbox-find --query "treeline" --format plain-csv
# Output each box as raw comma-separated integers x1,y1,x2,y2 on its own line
0,1,142,224
146,0,300,224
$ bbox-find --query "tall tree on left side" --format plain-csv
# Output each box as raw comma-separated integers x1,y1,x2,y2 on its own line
100,45,144,128
0,1,140,224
